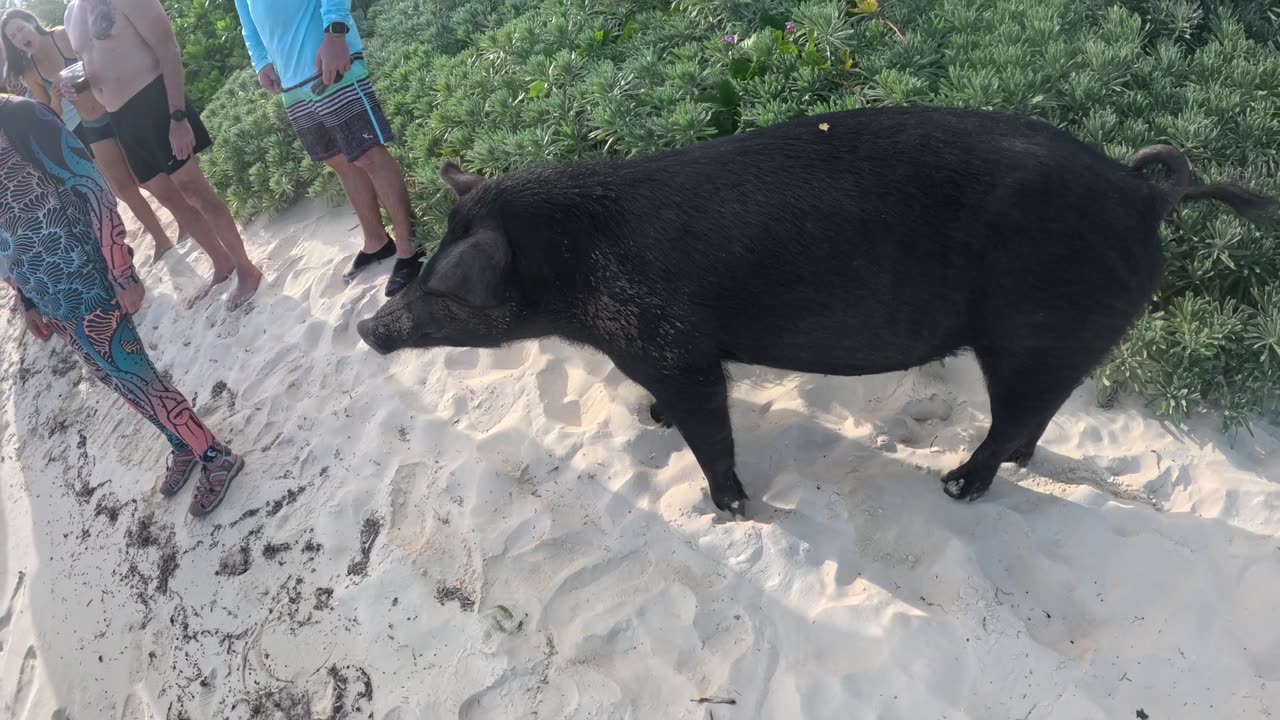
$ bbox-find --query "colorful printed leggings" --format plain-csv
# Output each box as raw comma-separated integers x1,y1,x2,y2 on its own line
46,300,216,457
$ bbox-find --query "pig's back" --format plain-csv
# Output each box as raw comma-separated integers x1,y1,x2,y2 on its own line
513,105,1166,375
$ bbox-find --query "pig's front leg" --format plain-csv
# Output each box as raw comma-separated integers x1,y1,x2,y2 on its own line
622,361,749,516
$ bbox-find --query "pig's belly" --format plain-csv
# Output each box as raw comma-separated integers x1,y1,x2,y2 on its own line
720,324,968,378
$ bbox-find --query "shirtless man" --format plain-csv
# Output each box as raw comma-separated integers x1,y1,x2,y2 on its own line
62,0,263,310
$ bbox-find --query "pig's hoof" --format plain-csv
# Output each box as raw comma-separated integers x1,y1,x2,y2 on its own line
941,467,992,502
711,482,750,517
649,402,673,428
716,497,748,518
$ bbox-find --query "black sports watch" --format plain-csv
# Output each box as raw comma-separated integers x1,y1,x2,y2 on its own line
169,108,187,123
325,21,350,35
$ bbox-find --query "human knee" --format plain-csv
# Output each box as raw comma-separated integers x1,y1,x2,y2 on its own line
351,146,394,173
178,182,227,217
325,154,362,180
112,181,148,207
142,179,186,209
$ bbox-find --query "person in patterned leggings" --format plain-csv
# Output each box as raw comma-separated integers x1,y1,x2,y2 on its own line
0,93,244,517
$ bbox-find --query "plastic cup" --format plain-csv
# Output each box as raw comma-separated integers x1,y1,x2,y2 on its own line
59,62,90,94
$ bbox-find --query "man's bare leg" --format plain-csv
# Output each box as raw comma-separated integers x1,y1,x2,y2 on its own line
325,155,388,253
90,138,175,262
352,147,415,258
170,159,263,310
142,173,235,302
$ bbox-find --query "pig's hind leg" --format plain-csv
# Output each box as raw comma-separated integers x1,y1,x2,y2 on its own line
941,353,1090,501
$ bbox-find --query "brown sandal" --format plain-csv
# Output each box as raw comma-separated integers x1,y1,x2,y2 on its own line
160,448,200,497
189,445,245,517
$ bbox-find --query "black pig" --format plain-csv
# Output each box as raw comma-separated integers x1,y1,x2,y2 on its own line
356,105,1275,516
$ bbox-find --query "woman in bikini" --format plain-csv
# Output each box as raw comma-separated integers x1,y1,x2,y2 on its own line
1,8,190,262
0,92,246,517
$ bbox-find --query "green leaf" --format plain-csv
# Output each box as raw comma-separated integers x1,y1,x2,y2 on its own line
622,18,639,43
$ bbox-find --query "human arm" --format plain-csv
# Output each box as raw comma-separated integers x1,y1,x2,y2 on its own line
233,0,280,93
21,69,57,112
118,0,195,159
321,0,354,30
234,0,271,74
317,0,354,84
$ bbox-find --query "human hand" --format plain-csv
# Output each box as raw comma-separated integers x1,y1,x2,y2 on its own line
24,309,53,342
257,64,282,94
170,119,195,161
116,280,145,314
316,33,351,85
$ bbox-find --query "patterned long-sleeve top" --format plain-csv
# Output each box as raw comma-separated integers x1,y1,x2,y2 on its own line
0,94,138,322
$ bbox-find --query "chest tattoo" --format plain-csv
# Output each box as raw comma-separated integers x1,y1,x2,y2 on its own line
89,0,117,41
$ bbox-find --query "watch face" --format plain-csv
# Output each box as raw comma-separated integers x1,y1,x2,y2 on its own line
328,22,349,34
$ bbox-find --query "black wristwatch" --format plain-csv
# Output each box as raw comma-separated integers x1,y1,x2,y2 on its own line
169,108,187,123
325,21,350,35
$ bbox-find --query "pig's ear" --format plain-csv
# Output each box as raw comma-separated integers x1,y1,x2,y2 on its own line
426,230,511,307
440,162,483,198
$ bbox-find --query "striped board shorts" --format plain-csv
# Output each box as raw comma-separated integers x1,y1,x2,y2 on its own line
282,54,396,164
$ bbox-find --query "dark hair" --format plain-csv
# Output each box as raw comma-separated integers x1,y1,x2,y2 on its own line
1,9,51,85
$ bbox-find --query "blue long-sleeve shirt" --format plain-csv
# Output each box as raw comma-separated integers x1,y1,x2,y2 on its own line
233,0,365,90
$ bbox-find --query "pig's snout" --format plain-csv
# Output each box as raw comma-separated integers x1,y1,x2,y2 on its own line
356,317,393,355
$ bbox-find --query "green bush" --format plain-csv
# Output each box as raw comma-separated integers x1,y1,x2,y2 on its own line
196,0,1280,426
200,70,320,217
19,0,68,27
166,0,252,108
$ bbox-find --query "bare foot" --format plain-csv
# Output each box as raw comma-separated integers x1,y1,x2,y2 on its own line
185,270,234,309
226,266,264,311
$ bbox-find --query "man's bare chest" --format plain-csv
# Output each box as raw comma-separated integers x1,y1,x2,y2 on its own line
67,3,141,59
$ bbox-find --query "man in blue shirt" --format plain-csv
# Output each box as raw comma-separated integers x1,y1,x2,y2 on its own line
233,0,422,296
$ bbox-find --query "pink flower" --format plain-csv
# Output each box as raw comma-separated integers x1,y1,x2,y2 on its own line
724,34,738,45
785,21,797,32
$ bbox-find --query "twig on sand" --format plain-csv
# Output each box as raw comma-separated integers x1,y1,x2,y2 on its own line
693,697,737,705
1020,703,1038,720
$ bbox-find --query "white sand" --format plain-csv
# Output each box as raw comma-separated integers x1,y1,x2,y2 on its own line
1,197,1278,719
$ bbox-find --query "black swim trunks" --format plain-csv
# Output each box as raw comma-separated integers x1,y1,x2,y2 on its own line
70,121,95,157
108,74,212,184
76,114,116,146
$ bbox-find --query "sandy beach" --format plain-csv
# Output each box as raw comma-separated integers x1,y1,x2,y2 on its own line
1,198,1278,719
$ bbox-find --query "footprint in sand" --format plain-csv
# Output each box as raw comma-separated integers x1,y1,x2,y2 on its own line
874,394,956,450
0,571,26,658
118,691,151,720
1021,450,1161,509
535,363,583,427
10,645,37,714
902,394,953,423
385,461,436,551
874,414,926,449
